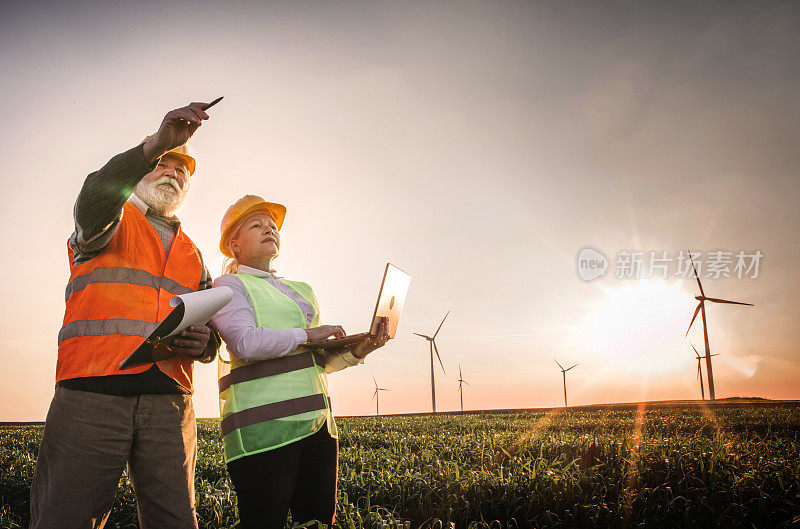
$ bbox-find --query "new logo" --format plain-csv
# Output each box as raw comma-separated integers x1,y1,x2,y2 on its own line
577,248,608,281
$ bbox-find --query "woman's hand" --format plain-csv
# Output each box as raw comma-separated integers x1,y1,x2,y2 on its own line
351,318,390,359
305,325,346,343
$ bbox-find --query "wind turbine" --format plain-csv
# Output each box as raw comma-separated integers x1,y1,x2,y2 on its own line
372,377,390,416
690,342,718,401
685,251,753,400
555,359,578,407
414,310,449,412
457,364,470,412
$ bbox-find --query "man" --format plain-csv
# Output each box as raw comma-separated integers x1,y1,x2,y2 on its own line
30,102,220,529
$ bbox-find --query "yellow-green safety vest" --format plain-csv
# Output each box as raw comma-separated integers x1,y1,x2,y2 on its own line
218,273,338,463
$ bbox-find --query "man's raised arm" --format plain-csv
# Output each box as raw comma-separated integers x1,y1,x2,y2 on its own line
70,103,210,261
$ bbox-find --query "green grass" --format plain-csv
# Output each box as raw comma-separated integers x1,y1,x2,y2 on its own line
2,403,799,528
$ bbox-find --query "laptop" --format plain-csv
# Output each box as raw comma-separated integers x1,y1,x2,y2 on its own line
303,263,411,350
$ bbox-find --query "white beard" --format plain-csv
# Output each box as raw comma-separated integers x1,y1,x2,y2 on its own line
134,177,186,217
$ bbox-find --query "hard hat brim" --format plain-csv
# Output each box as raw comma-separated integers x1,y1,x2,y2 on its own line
161,151,196,176
141,134,197,176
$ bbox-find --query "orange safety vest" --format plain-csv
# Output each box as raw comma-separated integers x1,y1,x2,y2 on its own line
57,202,204,391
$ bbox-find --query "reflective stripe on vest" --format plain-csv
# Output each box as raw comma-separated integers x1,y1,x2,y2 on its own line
65,267,194,302
58,318,156,344
218,350,325,393
220,393,327,437
57,202,204,390
218,272,338,463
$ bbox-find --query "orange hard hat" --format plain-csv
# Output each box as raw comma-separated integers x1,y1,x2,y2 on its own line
141,134,197,176
219,195,287,258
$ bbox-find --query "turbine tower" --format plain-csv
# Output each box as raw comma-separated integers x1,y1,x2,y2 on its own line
457,364,470,412
690,342,718,401
414,310,449,412
555,359,578,407
372,377,390,416
685,251,753,400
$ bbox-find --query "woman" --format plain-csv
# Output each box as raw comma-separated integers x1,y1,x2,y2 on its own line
211,194,388,529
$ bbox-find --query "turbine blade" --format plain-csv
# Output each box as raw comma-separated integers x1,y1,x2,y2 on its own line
373,376,378,389
686,303,702,336
413,332,432,339
432,340,446,374
697,363,701,380
688,251,705,297
554,359,564,370
690,342,700,358
705,297,754,306
695,275,705,298
463,380,471,386
566,364,578,371
433,310,450,339
459,364,462,379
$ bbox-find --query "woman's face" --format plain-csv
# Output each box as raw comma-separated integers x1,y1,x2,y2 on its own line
230,212,280,263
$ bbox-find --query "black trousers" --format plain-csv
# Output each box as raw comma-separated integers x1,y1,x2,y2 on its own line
227,426,338,529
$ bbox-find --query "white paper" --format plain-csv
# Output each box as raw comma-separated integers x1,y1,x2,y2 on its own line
165,286,234,337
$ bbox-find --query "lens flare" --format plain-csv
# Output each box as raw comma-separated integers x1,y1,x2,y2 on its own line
584,280,696,375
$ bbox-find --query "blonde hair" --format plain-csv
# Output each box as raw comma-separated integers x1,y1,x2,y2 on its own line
222,257,240,276
220,210,276,276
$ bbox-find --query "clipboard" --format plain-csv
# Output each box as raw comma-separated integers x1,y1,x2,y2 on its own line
119,286,234,369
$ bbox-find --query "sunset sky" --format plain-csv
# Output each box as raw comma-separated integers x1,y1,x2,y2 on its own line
1,0,798,421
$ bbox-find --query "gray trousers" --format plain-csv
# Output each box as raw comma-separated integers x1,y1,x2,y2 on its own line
29,387,198,529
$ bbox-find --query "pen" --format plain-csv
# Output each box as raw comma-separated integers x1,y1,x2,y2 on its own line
203,96,223,111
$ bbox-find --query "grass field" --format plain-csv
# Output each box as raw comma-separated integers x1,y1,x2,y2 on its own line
2,401,799,528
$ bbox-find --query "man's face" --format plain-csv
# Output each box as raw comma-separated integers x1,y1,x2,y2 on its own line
134,154,190,217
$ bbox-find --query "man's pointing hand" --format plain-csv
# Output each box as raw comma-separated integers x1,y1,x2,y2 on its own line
143,102,210,164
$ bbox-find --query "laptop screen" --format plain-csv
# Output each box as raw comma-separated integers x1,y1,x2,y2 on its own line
369,263,411,338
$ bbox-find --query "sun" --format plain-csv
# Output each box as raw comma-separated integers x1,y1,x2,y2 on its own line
585,280,696,374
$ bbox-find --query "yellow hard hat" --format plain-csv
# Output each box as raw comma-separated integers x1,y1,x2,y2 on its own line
141,134,197,176
219,195,287,258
